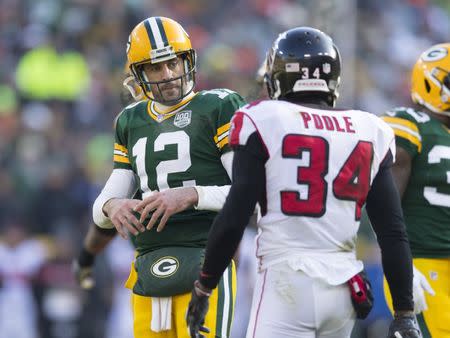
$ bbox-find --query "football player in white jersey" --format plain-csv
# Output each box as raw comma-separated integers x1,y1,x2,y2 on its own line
187,27,421,338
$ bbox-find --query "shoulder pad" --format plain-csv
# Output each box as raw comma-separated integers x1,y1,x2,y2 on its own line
199,88,241,101
385,106,430,123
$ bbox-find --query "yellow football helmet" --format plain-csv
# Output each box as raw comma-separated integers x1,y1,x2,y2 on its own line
126,17,196,105
411,43,450,115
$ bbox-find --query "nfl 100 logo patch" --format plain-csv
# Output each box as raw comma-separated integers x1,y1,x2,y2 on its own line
174,110,192,128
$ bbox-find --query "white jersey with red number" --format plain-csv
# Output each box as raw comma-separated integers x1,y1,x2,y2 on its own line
230,100,395,284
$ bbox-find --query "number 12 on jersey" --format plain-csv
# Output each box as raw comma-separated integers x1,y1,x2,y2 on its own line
280,134,373,220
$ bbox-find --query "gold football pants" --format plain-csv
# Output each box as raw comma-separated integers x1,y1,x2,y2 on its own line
125,261,237,338
384,257,450,338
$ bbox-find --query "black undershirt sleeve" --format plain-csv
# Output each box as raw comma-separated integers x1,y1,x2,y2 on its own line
365,150,414,311
199,132,268,289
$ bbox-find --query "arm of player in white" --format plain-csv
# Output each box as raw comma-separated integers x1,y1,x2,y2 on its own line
194,151,233,211
195,151,261,220
93,169,138,229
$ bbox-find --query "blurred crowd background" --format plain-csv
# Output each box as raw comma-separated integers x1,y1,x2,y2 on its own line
0,0,448,337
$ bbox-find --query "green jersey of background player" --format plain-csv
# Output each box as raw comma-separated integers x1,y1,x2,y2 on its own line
92,16,245,338
382,43,450,338
383,106,450,257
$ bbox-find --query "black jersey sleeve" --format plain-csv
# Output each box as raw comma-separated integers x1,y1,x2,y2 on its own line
199,132,268,289
365,150,414,311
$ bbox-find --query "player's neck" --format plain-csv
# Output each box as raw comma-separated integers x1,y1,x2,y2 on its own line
284,97,331,108
428,110,450,128
441,116,450,128
154,91,196,114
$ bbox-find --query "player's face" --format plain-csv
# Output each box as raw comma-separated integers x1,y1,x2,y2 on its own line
142,56,184,104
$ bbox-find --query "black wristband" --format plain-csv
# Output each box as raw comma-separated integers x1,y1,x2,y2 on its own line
78,247,95,267
199,273,219,290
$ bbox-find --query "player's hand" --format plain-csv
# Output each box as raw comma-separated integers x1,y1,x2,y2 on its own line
186,280,211,338
72,259,95,290
412,265,435,314
387,313,422,338
103,198,144,239
134,187,198,232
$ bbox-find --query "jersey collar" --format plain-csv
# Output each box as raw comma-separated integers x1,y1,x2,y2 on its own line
147,92,197,122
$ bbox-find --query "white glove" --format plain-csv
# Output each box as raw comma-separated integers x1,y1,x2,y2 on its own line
412,265,435,314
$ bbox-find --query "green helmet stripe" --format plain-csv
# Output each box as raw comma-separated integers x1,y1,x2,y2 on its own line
144,19,157,50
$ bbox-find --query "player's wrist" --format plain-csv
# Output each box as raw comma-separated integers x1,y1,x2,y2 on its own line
78,247,96,267
102,198,118,217
198,271,219,290
193,186,203,209
394,310,415,318
190,187,199,207
194,280,212,297
177,186,199,207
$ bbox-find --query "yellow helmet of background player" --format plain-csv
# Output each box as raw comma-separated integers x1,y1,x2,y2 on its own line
126,17,196,105
411,43,450,116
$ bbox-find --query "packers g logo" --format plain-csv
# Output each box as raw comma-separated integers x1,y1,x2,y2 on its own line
422,47,447,62
151,256,179,278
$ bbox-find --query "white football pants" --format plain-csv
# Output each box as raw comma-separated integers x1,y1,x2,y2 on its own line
246,262,356,338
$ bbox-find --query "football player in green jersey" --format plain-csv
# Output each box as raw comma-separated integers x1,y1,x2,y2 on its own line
382,43,450,337
92,17,246,338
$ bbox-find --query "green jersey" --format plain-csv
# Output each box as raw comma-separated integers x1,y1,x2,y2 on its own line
382,107,450,258
113,89,246,255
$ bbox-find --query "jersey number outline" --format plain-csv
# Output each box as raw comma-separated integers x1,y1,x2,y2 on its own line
133,131,196,192
424,145,450,207
280,134,373,220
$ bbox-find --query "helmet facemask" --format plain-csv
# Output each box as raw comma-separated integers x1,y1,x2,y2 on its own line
443,74,450,113
434,68,450,113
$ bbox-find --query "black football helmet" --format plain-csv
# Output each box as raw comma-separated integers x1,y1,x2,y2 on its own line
265,27,341,106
